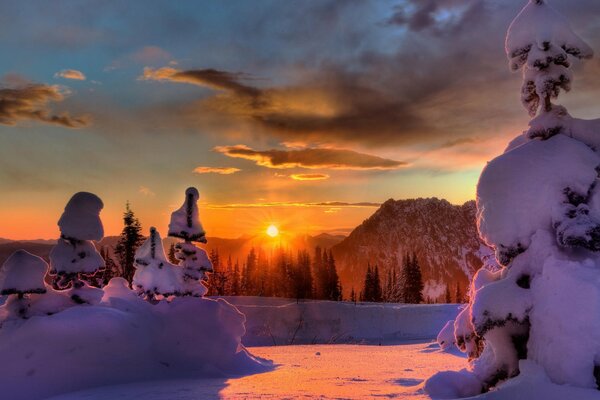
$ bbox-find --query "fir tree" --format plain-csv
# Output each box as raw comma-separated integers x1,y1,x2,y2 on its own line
455,282,463,304
231,258,241,296
445,284,452,304
326,250,342,301
400,252,424,304
114,202,144,284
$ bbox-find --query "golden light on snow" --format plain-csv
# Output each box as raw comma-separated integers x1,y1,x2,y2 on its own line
266,224,279,237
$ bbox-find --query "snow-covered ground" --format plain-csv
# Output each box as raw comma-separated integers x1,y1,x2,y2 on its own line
220,296,461,346
47,342,466,400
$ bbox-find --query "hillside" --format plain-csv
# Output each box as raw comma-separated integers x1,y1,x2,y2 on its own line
332,198,494,301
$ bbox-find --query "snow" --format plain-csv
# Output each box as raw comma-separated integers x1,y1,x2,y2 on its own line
49,238,105,275
506,0,592,69
46,343,467,400
0,280,268,400
220,296,461,346
476,134,600,264
168,187,207,243
133,228,181,298
0,250,47,295
57,192,104,241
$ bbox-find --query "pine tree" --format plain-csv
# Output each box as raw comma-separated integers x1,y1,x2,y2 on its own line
372,265,383,302
350,287,356,304
399,252,424,304
445,284,452,304
114,202,144,284
326,250,342,301
231,258,241,296
455,283,463,304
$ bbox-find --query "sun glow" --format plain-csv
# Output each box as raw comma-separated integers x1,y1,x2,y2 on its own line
266,224,279,237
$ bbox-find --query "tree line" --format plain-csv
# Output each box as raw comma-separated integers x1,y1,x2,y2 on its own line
95,203,465,304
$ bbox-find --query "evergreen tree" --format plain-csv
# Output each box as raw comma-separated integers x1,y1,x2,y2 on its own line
167,243,177,264
326,250,342,301
445,284,452,304
350,287,356,304
231,258,241,296
114,202,144,284
399,252,424,304
244,248,257,295
455,282,463,304
372,265,383,302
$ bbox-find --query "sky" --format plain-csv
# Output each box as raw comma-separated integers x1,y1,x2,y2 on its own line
1,0,600,240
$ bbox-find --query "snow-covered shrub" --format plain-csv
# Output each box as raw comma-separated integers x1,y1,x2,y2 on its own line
0,250,47,319
427,1,600,397
168,187,213,297
133,227,181,300
50,192,105,304
0,190,269,400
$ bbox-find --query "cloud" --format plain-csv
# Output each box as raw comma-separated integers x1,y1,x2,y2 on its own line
139,186,155,196
214,145,407,170
193,166,241,175
0,82,90,128
54,69,86,81
140,67,260,97
290,173,330,181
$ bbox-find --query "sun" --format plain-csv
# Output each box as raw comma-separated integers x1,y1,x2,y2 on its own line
266,224,279,238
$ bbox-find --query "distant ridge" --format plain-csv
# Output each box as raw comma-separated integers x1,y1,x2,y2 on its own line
332,198,493,300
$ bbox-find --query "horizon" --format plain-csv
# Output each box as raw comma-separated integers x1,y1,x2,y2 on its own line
2,0,600,240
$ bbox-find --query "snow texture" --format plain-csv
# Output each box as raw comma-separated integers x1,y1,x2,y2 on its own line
506,0,592,115
428,1,600,396
168,187,207,243
133,228,181,298
49,238,105,275
0,250,47,295
221,296,460,346
57,192,104,241
0,278,269,400
477,134,600,265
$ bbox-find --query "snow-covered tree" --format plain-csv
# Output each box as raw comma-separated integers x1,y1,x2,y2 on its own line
133,227,180,301
507,0,593,121
49,192,105,305
168,187,213,297
427,1,600,397
0,250,47,318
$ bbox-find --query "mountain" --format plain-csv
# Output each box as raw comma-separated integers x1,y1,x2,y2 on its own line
332,198,494,301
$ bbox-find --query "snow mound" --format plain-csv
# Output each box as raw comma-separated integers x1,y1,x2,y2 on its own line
0,250,47,295
133,228,181,298
0,278,270,400
477,134,600,265
49,238,105,275
57,192,104,241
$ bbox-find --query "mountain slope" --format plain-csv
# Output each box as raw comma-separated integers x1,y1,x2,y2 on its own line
332,198,493,300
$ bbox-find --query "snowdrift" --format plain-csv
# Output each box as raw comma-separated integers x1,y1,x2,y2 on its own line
0,279,270,400
222,296,461,346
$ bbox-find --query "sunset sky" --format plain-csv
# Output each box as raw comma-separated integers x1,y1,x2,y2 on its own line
1,0,600,240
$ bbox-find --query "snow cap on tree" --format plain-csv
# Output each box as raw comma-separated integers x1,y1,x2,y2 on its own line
49,239,106,275
58,192,104,241
0,250,48,295
133,227,181,298
168,187,207,243
135,227,169,266
506,0,593,115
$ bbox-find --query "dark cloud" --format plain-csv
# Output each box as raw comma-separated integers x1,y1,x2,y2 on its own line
214,145,407,170
138,0,600,153
0,83,89,128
